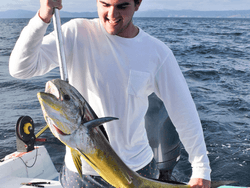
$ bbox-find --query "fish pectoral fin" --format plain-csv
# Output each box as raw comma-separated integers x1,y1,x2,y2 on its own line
84,117,119,130
71,148,82,178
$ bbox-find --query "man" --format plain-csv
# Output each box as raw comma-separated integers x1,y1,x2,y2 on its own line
9,0,211,187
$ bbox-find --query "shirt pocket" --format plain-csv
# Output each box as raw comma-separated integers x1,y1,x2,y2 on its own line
128,70,150,97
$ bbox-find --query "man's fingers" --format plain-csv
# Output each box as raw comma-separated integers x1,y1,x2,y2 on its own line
39,0,63,23
49,0,63,9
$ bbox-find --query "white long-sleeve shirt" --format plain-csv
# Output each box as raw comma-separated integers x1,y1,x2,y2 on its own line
9,13,211,180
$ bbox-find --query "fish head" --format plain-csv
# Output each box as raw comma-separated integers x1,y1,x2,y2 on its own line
37,79,88,138
37,79,118,153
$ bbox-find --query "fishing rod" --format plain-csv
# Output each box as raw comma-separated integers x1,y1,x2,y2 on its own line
53,8,68,82
36,8,68,138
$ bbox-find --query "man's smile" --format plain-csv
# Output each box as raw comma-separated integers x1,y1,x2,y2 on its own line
106,18,122,25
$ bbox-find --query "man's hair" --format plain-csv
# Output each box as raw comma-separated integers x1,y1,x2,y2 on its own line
134,0,140,5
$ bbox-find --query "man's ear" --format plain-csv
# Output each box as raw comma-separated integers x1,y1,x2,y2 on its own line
135,0,142,11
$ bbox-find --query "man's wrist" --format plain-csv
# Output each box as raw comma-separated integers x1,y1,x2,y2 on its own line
38,10,52,24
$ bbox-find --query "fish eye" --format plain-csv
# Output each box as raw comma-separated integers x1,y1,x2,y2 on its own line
63,94,71,101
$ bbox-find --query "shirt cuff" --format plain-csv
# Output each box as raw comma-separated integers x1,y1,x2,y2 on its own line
191,166,211,181
29,11,51,30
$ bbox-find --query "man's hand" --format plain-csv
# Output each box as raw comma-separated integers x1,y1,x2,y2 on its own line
39,0,63,23
189,178,211,188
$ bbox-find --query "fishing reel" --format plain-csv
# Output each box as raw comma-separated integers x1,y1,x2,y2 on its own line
15,116,36,152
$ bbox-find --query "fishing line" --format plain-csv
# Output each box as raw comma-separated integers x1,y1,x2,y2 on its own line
18,148,38,168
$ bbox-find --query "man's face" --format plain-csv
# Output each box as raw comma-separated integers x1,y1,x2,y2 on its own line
97,0,141,38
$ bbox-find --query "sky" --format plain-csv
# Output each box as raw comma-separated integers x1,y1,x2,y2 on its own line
0,0,249,13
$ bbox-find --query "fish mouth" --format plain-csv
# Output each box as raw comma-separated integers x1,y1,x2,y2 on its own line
52,124,68,136
46,116,70,136
37,92,70,135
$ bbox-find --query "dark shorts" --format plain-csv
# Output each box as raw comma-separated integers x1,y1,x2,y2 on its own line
60,158,160,188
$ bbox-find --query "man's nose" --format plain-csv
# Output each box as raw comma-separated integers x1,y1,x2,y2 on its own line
108,6,119,19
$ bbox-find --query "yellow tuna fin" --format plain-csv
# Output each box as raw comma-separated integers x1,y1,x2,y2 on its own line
71,148,82,178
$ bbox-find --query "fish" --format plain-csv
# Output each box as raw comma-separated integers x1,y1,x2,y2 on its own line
37,78,191,188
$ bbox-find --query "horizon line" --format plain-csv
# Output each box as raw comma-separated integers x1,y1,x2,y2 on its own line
1,9,250,13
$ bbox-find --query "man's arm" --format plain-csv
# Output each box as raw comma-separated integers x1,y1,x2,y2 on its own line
9,13,58,79
154,50,211,187
9,0,63,79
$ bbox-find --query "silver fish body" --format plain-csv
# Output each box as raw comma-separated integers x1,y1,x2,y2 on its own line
37,79,190,188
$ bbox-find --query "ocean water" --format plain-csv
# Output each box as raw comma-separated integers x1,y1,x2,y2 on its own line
1,17,250,186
